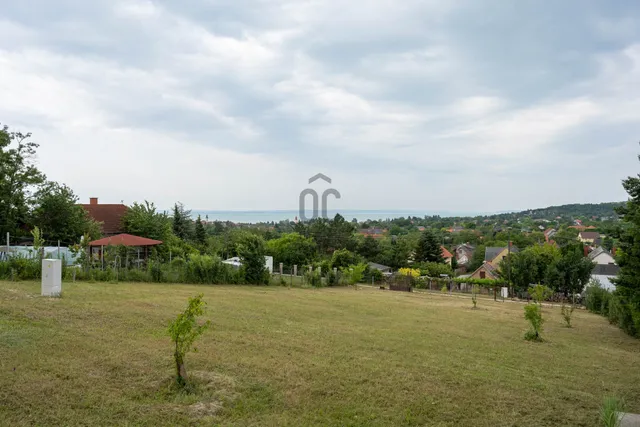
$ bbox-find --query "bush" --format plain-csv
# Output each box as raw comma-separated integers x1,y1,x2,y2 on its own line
441,285,448,293
305,269,322,287
524,303,544,342
584,281,611,315
326,269,339,287
561,303,575,328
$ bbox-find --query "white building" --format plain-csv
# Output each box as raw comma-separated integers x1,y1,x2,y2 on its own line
222,256,273,273
588,247,616,265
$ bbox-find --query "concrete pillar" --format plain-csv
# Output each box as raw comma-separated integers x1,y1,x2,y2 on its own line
293,265,297,276
279,263,283,275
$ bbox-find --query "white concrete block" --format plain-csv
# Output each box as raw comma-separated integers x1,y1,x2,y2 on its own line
501,287,509,299
42,259,62,297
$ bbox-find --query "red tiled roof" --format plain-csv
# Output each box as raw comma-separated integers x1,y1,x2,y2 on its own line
81,204,128,235
441,246,453,259
88,234,163,247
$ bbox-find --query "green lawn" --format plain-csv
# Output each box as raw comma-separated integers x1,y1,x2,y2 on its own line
1,281,639,426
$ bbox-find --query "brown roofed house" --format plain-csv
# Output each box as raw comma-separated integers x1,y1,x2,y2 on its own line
80,197,128,236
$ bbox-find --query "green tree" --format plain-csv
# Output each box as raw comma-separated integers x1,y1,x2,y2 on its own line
613,160,640,336
194,215,206,246
0,124,46,238
31,182,101,245
238,234,269,285
123,201,172,242
414,230,444,263
358,235,380,260
172,202,193,241
168,294,210,386
266,232,317,268
468,245,486,272
545,244,594,295
330,248,361,270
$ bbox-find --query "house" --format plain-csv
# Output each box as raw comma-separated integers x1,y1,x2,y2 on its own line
80,197,128,236
368,262,392,274
441,246,453,265
543,228,557,242
591,264,620,291
446,226,464,233
588,247,616,265
484,245,519,267
454,243,475,267
358,228,386,239
579,231,601,245
469,262,499,280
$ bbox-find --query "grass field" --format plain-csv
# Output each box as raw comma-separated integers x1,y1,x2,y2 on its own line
1,281,639,426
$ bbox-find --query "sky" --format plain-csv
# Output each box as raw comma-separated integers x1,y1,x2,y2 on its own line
1,0,640,214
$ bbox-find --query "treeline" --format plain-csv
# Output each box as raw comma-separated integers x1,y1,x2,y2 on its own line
0,124,101,245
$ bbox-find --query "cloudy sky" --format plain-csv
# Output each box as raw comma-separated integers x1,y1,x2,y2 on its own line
1,0,639,214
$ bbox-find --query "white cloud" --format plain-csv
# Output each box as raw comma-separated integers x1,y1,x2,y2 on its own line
0,0,638,212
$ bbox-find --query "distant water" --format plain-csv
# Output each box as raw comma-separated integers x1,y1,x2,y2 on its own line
191,210,483,224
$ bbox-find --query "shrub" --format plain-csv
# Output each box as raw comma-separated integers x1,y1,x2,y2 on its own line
341,263,367,289
149,262,164,283
326,269,339,287
305,269,322,287
472,284,479,309
168,294,211,387
441,285,448,293
524,303,544,342
561,303,575,328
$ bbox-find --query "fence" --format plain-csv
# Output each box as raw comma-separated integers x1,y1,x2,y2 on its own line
0,245,79,265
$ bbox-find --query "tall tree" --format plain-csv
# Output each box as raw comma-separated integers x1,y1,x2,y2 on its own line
613,159,640,333
172,202,193,241
544,244,594,296
358,235,380,260
0,124,46,237
238,234,269,285
31,182,101,244
414,230,444,263
123,201,171,242
194,215,206,245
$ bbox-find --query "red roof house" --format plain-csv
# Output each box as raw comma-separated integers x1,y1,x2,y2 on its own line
441,246,453,265
80,197,128,236
88,234,163,247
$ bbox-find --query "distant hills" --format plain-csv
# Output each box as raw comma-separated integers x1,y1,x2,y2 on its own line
489,202,625,220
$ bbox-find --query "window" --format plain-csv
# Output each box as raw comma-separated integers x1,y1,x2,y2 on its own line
480,271,486,279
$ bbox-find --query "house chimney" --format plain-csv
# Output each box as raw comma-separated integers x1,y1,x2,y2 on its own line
90,197,98,205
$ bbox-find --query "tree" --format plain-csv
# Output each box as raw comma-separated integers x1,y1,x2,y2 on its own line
238,234,269,285
468,245,486,272
123,201,172,242
31,182,101,245
168,294,210,386
414,230,444,263
172,202,193,241
266,233,317,268
330,248,361,270
545,244,594,295
358,235,380,260
0,124,46,238
613,159,640,336
194,215,206,246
